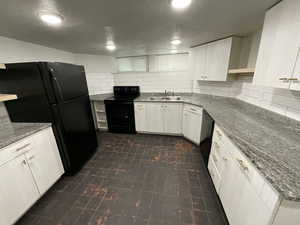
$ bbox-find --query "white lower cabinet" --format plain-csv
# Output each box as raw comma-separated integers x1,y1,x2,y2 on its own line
163,103,182,134
209,125,280,225
134,102,182,135
182,104,212,145
146,103,164,133
0,155,40,225
26,128,64,195
0,127,64,225
182,107,202,144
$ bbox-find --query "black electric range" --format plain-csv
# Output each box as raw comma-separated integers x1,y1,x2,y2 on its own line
104,86,140,134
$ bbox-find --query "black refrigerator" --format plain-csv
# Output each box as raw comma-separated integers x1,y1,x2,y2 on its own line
0,62,98,175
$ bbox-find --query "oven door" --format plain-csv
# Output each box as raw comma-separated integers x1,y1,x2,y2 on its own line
104,100,136,134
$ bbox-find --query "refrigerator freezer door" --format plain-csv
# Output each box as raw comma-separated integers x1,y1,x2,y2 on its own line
48,62,89,102
52,95,98,174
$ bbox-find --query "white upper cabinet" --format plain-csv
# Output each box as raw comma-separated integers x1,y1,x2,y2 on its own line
254,0,300,89
191,37,241,81
149,53,189,72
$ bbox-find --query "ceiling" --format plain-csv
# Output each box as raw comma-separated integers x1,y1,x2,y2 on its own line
0,0,279,57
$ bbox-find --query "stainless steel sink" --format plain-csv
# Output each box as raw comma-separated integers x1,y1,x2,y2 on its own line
148,96,181,101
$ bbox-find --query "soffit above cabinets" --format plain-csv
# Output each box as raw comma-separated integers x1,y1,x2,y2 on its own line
0,0,279,56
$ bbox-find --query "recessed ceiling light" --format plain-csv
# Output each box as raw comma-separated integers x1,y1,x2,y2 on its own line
106,41,116,51
40,13,63,26
171,0,192,9
171,39,182,45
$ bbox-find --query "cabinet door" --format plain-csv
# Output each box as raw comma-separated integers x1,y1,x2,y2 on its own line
267,0,300,89
0,155,40,225
290,52,300,90
233,171,274,225
182,111,190,138
219,154,242,224
192,45,207,80
26,128,64,195
163,103,182,134
134,103,147,132
205,38,231,81
189,111,202,144
146,103,164,133
255,0,300,89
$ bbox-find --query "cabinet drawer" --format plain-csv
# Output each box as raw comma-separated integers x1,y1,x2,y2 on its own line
208,157,222,193
183,104,202,114
0,137,32,167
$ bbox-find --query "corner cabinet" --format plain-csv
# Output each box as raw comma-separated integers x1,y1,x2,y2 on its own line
134,102,212,144
190,37,241,81
0,127,64,225
254,0,300,90
182,104,212,145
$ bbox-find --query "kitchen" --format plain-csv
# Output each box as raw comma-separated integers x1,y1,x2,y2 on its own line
0,0,300,225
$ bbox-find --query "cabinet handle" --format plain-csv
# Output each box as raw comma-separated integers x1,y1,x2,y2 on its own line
279,77,288,81
214,142,220,149
216,130,222,137
15,143,30,152
212,154,218,163
288,78,298,81
236,159,249,172
28,155,35,160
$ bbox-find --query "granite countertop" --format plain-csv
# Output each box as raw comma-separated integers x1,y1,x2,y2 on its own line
135,93,300,201
89,93,113,101
0,122,51,150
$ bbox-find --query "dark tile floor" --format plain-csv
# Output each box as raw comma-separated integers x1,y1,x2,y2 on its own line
16,132,228,225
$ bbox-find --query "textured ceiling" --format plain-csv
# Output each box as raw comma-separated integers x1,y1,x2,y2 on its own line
0,0,279,56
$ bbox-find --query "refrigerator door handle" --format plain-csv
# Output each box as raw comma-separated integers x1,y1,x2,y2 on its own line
53,76,64,100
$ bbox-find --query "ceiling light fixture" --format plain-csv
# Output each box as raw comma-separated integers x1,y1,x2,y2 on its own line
171,49,178,54
171,39,182,45
106,41,116,51
171,0,192,9
40,12,63,26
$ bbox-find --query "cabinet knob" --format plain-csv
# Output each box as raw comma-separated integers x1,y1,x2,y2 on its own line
236,159,249,172
21,160,27,165
279,77,288,81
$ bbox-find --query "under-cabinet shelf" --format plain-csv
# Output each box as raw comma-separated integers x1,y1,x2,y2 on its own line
0,94,17,102
228,68,255,75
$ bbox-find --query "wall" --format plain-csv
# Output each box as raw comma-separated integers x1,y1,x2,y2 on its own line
0,36,114,95
0,36,74,63
114,71,193,93
74,54,114,95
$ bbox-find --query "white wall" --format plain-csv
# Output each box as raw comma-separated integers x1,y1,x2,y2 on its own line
0,36,114,95
74,54,114,95
114,71,193,93
0,36,74,63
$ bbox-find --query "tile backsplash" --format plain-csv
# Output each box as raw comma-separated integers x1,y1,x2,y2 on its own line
194,76,300,122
